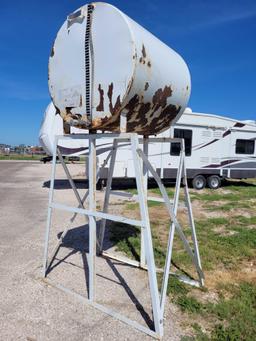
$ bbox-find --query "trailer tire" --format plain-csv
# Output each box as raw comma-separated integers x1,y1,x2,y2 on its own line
192,175,206,190
96,179,103,191
207,175,221,189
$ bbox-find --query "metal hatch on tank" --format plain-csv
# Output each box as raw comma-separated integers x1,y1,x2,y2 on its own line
48,2,191,134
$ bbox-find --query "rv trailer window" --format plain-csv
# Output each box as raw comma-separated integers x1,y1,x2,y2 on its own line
235,139,255,154
170,129,192,156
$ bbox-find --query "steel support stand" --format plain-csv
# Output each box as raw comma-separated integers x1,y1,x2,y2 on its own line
131,135,162,337
45,148,114,273
43,133,204,340
182,141,204,287
160,143,184,317
99,139,118,252
88,134,97,301
140,136,148,268
43,136,58,277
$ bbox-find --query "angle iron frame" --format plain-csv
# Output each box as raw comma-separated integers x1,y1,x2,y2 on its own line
43,133,204,339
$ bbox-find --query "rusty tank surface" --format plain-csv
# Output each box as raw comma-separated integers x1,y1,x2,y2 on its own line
48,2,191,135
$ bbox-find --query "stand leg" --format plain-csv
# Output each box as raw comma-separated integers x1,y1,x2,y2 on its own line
140,137,148,268
88,135,97,301
45,148,114,271
160,148,184,316
57,148,85,207
131,135,162,337
99,139,118,252
43,137,58,277
182,144,204,286
137,148,204,280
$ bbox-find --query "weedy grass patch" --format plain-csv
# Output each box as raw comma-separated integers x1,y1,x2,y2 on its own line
0,154,43,160
108,179,256,340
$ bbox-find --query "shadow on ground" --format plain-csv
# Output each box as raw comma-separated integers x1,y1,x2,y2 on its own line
46,222,154,329
43,177,256,191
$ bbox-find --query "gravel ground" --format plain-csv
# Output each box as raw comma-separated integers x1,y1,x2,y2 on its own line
0,161,186,341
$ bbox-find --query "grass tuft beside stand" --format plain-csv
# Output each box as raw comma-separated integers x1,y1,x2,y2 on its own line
109,179,256,340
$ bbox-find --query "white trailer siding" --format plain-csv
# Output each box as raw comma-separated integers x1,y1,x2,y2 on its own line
95,111,256,181
39,104,256,184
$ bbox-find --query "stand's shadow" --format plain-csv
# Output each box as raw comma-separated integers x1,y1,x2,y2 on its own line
47,222,153,329
43,179,88,190
43,177,256,191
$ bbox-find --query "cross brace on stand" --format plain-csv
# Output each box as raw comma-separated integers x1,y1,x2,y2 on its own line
43,133,204,340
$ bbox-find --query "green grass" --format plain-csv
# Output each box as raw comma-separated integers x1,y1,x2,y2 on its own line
0,154,44,160
166,217,256,272
148,200,163,207
205,201,253,211
108,182,256,340
109,222,141,261
110,208,256,272
176,295,204,313
185,283,256,341
167,275,189,296
171,282,256,341
149,187,175,197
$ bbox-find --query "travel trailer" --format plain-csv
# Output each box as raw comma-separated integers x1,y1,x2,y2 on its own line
39,103,256,189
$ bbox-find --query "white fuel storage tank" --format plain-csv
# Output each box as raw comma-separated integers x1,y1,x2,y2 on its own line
48,2,191,135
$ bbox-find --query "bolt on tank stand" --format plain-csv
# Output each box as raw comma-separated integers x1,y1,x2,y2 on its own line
43,133,204,339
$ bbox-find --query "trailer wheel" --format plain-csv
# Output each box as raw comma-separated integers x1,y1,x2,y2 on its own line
192,175,206,190
96,179,103,190
207,175,221,189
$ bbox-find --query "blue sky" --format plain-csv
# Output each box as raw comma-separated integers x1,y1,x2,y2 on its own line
0,0,255,145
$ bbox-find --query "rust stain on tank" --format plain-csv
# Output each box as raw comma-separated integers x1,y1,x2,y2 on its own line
107,82,121,115
152,86,172,109
63,122,70,134
92,115,110,129
146,104,181,135
125,94,140,112
124,85,176,134
113,95,121,113
107,83,114,113
60,81,179,135
96,84,104,111
139,44,152,69
50,46,54,57
142,44,146,58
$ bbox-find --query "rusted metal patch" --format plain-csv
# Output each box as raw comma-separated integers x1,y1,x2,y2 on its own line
50,46,54,57
123,85,180,134
107,82,121,115
139,44,152,68
96,84,104,111
58,82,181,135
234,122,245,128
142,44,146,58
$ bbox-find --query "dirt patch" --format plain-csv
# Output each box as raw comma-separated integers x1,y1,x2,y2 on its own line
189,288,219,305
205,260,256,291
212,226,238,236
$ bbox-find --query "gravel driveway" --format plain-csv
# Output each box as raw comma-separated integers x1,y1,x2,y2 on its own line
0,161,185,340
